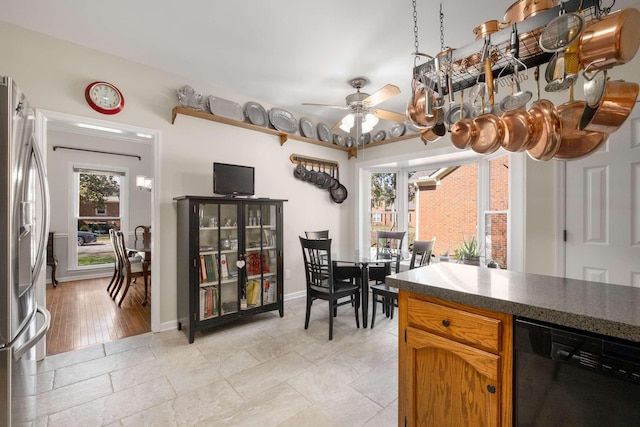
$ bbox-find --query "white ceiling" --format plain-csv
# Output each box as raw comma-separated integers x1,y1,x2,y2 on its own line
3,0,638,133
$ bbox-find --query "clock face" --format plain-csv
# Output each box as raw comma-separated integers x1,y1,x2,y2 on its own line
85,81,124,114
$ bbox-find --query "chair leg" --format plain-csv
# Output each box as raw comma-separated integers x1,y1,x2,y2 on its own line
304,298,312,329
354,292,360,329
118,273,133,307
111,273,123,299
106,266,118,293
371,289,377,329
329,301,334,340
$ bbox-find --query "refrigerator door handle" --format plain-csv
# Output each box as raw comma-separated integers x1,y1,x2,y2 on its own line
13,306,50,361
30,136,50,284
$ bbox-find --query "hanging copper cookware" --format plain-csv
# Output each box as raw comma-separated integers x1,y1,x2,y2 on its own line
526,99,562,161
407,81,438,129
500,108,538,152
451,118,479,149
579,80,640,133
471,114,504,154
420,127,441,144
473,20,501,40
579,8,640,72
553,100,608,160
503,0,559,24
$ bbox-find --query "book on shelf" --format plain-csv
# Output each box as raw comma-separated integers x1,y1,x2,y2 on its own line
200,286,219,319
219,254,229,278
199,255,208,283
204,254,217,281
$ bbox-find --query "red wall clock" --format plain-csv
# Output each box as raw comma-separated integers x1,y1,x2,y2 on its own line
85,81,124,115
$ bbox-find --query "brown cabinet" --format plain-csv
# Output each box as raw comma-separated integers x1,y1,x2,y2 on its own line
398,291,513,426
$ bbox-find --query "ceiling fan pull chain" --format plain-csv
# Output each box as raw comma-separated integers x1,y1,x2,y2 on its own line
440,3,445,52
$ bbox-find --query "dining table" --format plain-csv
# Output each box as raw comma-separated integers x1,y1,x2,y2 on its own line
333,252,404,328
127,238,151,306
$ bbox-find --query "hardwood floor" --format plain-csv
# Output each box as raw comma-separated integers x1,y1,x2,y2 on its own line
45,276,151,355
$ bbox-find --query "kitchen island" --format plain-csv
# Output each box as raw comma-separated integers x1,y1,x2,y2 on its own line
386,263,640,426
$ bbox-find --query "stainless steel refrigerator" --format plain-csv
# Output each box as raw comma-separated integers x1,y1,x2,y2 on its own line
0,76,51,426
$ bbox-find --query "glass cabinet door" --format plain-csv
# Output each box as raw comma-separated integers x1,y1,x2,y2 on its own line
197,201,240,319
244,203,278,310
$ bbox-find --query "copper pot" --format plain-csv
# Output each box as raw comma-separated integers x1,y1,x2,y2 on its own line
579,80,640,133
420,128,441,144
527,99,562,161
554,101,608,160
500,109,538,152
579,8,640,71
451,118,479,149
473,20,502,40
503,0,559,25
407,83,438,129
471,114,504,154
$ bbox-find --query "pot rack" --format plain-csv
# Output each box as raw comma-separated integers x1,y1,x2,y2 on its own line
289,154,339,171
415,0,601,96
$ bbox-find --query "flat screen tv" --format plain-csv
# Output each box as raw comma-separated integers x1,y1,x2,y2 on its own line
213,162,255,196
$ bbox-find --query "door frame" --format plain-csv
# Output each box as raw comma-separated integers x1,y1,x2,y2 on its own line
34,109,161,335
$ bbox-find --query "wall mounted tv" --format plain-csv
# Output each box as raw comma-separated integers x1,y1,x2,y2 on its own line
213,162,255,196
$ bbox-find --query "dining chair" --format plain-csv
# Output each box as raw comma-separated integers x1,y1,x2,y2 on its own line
106,229,120,295
369,230,406,328
299,236,360,340
111,231,148,306
305,229,362,301
409,238,436,269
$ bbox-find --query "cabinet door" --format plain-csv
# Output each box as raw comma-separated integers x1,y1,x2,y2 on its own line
243,203,279,307
406,326,501,427
197,201,240,318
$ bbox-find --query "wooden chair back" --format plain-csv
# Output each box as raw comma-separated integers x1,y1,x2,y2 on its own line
375,231,406,274
305,230,329,239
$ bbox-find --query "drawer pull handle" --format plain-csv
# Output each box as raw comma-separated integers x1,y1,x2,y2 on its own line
442,319,450,327
487,384,496,394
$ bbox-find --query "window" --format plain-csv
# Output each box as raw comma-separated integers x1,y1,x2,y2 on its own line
361,151,517,268
72,166,126,268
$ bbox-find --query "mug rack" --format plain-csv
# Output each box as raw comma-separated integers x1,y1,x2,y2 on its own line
289,154,339,171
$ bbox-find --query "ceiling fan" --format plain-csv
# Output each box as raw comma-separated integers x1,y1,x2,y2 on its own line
302,77,406,133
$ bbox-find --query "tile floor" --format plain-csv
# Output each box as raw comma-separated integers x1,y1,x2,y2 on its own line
30,296,399,426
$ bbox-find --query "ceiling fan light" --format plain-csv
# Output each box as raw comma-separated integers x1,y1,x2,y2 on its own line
362,113,379,133
340,113,355,132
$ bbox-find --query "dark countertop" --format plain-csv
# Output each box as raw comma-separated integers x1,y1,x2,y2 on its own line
386,263,640,343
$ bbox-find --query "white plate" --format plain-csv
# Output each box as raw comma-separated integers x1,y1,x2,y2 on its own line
268,108,298,133
359,133,371,145
317,123,332,142
345,136,355,147
208,96,244,121
333,134,344,145
373,130,386,142
244,102,268,126
299,117,316,139
389,123,406,138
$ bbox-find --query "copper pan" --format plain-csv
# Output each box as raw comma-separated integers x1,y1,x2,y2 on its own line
503,0,559,25
579,80,639,133
579,8,640,72
420,128,441,144
554,101,608,160
526,99,562,161
500,108,538,152
451,118,479,149
471,114,504,154
473,20,502,40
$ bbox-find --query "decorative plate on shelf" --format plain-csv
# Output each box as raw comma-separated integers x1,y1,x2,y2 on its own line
345,136,355,147
317,123,332,142
208,96,244,121
244,102,268,126
389,122,406,138
359,132,371,145
268,108,298,133
373,130,387,142
333,134,344,146
299,117,317,139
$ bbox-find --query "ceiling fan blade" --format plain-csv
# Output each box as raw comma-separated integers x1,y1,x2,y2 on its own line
374,109,408,123
363,84,401,107
302,103,349,110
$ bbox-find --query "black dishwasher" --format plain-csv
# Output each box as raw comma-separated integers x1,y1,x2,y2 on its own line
514,318,640,427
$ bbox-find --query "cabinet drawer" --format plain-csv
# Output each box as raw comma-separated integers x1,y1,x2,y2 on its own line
407,297,501,353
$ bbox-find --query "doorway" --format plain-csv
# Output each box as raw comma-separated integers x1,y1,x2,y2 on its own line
35,109,160,354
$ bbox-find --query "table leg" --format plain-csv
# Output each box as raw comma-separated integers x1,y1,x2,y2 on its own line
361,263,369,328
142,260,149,306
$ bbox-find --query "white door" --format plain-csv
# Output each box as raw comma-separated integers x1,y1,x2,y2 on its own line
565,105,640,286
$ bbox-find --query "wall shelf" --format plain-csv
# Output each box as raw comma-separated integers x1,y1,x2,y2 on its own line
171,106,419,159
